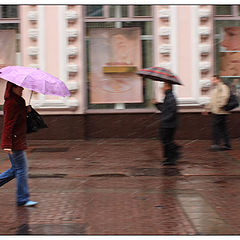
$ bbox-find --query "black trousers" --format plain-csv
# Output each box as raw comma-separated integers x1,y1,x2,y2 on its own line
212,114,230,146
160,127,178,161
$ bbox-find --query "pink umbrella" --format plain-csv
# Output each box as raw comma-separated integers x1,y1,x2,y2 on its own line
0,66,70,97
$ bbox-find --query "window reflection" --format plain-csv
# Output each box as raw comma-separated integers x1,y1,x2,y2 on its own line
215,5,232,15
109,5,128,18
134,5,152,16
0,5,18,18
86,5,103,17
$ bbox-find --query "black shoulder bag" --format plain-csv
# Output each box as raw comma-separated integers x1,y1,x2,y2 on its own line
26,106,48,134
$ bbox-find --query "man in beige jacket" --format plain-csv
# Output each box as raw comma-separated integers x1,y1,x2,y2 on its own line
202,75,231,151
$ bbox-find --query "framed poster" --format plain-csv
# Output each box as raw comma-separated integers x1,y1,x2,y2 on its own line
89,28,143,104
220,26,240,77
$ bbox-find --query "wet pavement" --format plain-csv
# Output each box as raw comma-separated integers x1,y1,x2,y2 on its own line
0,138,240,235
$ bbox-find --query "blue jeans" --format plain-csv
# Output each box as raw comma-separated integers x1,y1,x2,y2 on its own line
0,150,29,204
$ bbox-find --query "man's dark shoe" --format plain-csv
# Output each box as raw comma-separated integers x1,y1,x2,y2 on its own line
221,145,232,151
209,145,221,151
162,160,176,166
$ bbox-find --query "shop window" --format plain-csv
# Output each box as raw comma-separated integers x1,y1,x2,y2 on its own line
85,5,153,110
86,5,103,17
214,5,240,104
215,5,232,16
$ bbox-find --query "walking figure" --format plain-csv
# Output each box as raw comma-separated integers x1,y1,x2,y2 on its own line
153,82,181,166
0,82,38,207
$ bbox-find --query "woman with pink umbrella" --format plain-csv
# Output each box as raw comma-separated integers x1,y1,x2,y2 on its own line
0,82,38,206
0,66,70,206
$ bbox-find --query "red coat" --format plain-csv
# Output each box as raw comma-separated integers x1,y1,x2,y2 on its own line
1,82,27,151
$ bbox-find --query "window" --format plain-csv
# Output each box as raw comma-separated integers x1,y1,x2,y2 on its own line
86,5,103,17
0,5,18,18
0,5,19,109
134,5,152,17
84,5,153,110
215,5,232,16
109,5,128,18
214,5,240,103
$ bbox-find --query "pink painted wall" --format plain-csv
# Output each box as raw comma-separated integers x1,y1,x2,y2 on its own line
177,6,193,98
44,6,60,81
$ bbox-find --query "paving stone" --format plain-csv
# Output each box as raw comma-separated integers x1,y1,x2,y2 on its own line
0,139,240,234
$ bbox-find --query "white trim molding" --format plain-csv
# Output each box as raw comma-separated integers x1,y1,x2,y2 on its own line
199,27,210,37
159,9,170,20
31,98,79,110
67,46,78,57
159,62,171,69
67,28,78,39
29,64,39,68
28,46,38,58
67,64,78,74
200,79,211,89
59,6,68,85
159,27,170,37
199,44,211,56
178,97,201,106
192,6,200,102
37,6,45,102
28,29,38,40
66,81,78,91
28,11,38,22
159,44,171,55
199,8,211,20
66,10,78,22
199,61,211,72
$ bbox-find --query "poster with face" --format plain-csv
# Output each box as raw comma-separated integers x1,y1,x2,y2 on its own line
220,27,240,76
0,30,16,105
89,28,143,104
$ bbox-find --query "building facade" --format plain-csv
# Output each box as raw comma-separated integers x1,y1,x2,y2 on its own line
0,5,240,139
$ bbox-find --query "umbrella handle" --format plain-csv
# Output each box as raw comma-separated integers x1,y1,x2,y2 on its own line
28,90,33,105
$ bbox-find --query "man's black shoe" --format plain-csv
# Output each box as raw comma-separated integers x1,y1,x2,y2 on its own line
221,145,232,151
162,160,176,166
209,145,221,151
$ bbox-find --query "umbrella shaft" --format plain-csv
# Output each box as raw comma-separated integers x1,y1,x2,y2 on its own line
28,90,33,105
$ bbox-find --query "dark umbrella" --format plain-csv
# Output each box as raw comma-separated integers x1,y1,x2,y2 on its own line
136,67,182,85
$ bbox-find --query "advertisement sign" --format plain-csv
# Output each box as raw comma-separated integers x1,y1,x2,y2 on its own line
89,28,143,104
220,26,240,76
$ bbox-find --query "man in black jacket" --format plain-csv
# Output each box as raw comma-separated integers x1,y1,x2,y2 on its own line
153,82,181,165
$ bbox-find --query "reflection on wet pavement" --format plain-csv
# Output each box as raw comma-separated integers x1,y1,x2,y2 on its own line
0,139,240,234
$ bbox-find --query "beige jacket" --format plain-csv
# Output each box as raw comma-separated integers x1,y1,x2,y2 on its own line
205,82,230,115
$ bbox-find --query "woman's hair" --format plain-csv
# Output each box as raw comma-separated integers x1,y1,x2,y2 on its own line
4,82,19,99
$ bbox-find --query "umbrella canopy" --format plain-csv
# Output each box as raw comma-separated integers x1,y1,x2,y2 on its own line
136,67,182,85
0,66,70,97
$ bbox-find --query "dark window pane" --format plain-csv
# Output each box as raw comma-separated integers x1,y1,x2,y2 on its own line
1,5,18,18
134,5,152,16
109,5,128,18
86,5,103,17
122,21,152,35
239,6,240,15
215,5,232,15
0,23,19,32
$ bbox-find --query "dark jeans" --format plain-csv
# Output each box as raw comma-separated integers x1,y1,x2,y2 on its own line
160,127,179,161
212,114,230,146
0,151,30,204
